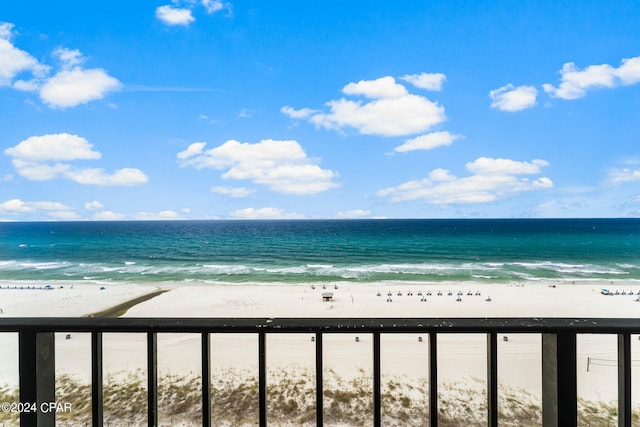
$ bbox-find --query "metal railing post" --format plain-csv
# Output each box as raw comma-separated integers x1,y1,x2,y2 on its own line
542,332,577,427
147,332,158,427
557,331,577,426
259,331,267,427
618,333,631,427
202,332,211,427
487,332,498,427
429,332,438,427
92,332,104,427
315,332,323,426
373,332,381,427
19,331,56,427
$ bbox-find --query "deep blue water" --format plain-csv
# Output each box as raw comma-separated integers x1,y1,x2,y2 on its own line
0,219,638,284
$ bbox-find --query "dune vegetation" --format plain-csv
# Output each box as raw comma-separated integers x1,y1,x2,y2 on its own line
0,368,628,426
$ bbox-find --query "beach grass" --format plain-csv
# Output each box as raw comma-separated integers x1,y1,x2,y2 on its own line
44,368,639,426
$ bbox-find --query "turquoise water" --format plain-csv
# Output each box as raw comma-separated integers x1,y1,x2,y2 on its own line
0,219,638,284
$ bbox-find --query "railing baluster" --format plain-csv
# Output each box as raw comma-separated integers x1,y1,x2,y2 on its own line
259,331,267,427
202,332,211,427
542,333,558,426
373,331,381,427
315,332,323,426
92,332,103,427
19,332,56,427
487,332,498,427
618,332,631,427
147,332,158,427
429,332,438,427
557,331,577,426
542,332,577,427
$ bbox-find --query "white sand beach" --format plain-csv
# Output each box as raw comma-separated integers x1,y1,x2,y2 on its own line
119,280,640,405
1,279,640,410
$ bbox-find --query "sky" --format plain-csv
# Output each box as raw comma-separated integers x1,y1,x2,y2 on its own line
1,1,640,221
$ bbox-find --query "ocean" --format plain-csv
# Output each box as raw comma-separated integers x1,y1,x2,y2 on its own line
0,219,638,285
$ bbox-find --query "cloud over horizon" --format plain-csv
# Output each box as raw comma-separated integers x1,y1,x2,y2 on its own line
282,76,446,137
178,139,339,195
377,157,553,205
608,168,640,184
0,198,77,219
4,133,148,186
229,207,306,219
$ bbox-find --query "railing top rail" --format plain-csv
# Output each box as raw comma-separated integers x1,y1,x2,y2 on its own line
1,317,640,333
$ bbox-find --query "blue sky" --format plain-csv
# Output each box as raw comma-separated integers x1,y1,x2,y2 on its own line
1,1,640,221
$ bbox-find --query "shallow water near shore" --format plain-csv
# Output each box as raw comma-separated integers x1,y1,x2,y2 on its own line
1,218,639,285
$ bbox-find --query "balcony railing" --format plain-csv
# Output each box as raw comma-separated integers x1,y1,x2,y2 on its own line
0,317,637,427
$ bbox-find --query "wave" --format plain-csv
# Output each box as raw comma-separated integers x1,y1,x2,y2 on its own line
505,261,628,276
18,261,71,270
0,259,637,283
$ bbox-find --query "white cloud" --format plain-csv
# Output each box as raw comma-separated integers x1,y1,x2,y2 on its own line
608,168,640,184
0,22,13,40
489,84,537,112
178,139,339,195
12,78,40,91
0,198,32,214
92,210,126,221
48,210,80,220
54,47,84,68
0,198,76,218
5,133,101,162
400,72,446,91
1,31,119,108
134,210,185,220
10,160,70,181
202,0,223,13
211,186,255,198
377,157,553,205
394,131,460,153
5,133,148,186
39,66,122,109
543,62,615,100
282,76,446,137
84,200,104,210
343,76,408,98
177,142,206,159
616,57,640,85
156,5,195,25
65,168,148,186
335,209,371,219
202,0,231,14
280,106,317,119
465,157,549,175
543,56,640,100
0,24,49,87
229,207,306,220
